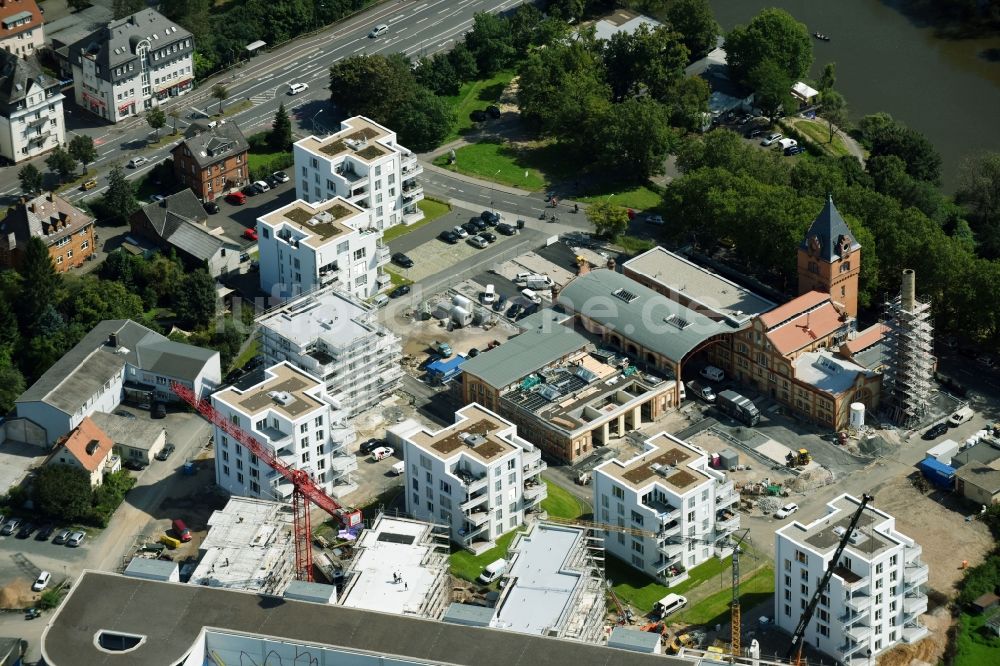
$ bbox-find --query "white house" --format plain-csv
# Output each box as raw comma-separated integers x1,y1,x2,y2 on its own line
774,494,929,665
389,403,547,554
68,8,193,123
15,320,220,445
256,286,402,415
210,362,358,500
293,116,423,232
256,196,387,300
592,432,740,587
46,416,119,487
0,49,64,164
0,0,44,58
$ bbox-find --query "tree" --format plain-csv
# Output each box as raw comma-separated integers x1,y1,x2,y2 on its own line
464,12,517,77
18,163,43,194
724,8,813,85
602,25,689,103
0,358,25,414
160,0,211,43
146,107,166,139
104,163,139,225
211,84,229,114
447,43,479,82
594,98,674,180
15,237,61,334
62,276,144,332
45,146,77,182
666,0,720,58
175,269,216,328
168,109,181,135
68,134,98,174
748,59,794,119
867,120,942,183
268,103,292,152
586,200,630,239
818,62,837,92
112,0,145,20
819,89,849,143
957,152,1000,256
32,465,93,523
389,90,453,153
329,55,417,122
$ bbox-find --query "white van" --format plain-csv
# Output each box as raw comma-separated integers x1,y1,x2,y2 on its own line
478,558,508,584
391,461,405,476
521,288,541,304
372,294,390,308
514,272,548,285
288,82,309,95
481,284,496,304
653,593,688,618
949,406,974,427
700,365,724,382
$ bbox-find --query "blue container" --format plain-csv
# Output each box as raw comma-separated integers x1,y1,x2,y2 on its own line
918,456,955,490
183,461,196,475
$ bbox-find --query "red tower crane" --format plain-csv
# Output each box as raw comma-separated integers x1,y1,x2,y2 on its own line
172,382,361,581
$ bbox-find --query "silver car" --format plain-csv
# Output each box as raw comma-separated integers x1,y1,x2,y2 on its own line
760,133,783,146
67,531,86,547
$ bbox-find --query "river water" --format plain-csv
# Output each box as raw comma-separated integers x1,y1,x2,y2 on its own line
709,0,1000,190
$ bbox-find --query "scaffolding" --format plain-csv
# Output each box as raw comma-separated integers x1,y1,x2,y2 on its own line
880,269,934,426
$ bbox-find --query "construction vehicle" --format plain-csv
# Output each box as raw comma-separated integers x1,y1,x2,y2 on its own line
786,448,812,467
787,493,875,666
171,382,361,582
716,390,760,426
666,632,697,654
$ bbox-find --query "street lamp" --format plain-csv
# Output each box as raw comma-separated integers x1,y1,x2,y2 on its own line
311,108,328,136
490,168,500,213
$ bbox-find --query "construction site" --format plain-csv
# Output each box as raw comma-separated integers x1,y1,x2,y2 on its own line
881,269,935,426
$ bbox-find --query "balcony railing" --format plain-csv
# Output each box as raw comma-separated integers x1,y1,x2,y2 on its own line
901,623,929,644
658,540,684,559
904,563,929,586
330,456,357,474
845,594,872,613
715,511,740,533
846,624,872,642
466,509,489,526
523,481,547,502
903,594,928,616
460,492,489,512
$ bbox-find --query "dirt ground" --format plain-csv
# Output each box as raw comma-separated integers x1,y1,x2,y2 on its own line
870,474,994,665
399,315,518,361
0,579,34,609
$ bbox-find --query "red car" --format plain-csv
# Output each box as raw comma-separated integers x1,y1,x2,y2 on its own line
225,191,247,205
626,208,636,220
243,228,258,241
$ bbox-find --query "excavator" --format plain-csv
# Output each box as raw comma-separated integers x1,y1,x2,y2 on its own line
786,448,812,467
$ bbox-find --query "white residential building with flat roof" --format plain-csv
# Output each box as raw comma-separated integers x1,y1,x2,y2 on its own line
256,286,402,416
210,362,358,501
389,404,547,554
592,432,739,587
256,196,388,300
293,116,423,231
774,494,928,666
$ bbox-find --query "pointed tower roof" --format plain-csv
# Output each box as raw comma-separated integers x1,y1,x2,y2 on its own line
801,195,860,262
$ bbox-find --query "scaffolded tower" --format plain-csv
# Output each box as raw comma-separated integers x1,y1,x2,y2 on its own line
881,269,934,425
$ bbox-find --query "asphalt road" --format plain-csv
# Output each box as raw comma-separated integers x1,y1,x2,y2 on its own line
0,0,529,206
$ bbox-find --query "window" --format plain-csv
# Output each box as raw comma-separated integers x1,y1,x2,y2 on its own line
301,452,310,463
795,550,808,564
353,248,366,260
494,480,502,492
439,480,451,494
315,430,324,441
237,472,244,484
631,540,643,553
784,604,791,617
612,485,624,499
785,559,792,572
630,510,643,525
315,416,323,427
631,555,643,568
300,423,308,434
601,495,609,508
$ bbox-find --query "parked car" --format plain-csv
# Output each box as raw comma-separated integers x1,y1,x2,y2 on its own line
265,175,280,189
35,524,55,541
700,365,725,382
148,194,165,204
155,443,176,461
113,410,136,419
16,522,36,539
370,446,394,461
486,105,501,119
241,184,259,197
272,171,290,183
761,133,783,146
359,438,383,454
747,128,764,138
479,231,496,243
492,294,507,311
469,109,488,122
392,252,414,268
152,402,166,419
646,214,665,226
774,503,799,519
203,201,220,214
461,221,479,235
468,235,488,249
922,423,949,440
124,459,148,471
686,380,716,403
368,23,388,38
66,531,86,547
452,225,469,238
1,518,22,535
243,228,258,241
496,222,516,236
253,180,270,193
32,571,51,592
438,230,459,244
480,210,501,225
506,303,523,318
225,191,247,205
389,285,411,298
127,156,147,168
784,145,805,156
52,529,71,545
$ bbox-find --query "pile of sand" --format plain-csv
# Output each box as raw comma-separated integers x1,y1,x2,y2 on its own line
0,579,34,609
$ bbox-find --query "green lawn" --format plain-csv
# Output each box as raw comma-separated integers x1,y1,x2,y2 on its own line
383,198,451,242
442,70,516,142
434,141,547,191
247,147,292,173
577,184,663,211
449,529,523,582
230,338,259,372
787,118,852,157
614,235,655,255
675,565,774,626
384,268,413,287
607,553,738,613
540,476,589,520
954,613,1000,665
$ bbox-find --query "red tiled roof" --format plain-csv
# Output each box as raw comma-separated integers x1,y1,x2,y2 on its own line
61,417,113,472
0,0,42,40
759,291,829,328
844,323,888,354
764,298,846,356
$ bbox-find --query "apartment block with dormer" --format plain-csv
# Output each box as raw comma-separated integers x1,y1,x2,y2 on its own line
0,192,93,271
171,119,249,202
0,49,64,163
0,0,43,57
293,116,423,232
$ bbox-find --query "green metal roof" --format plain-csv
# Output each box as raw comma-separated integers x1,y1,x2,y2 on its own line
460,314,589,389
556,270,734,363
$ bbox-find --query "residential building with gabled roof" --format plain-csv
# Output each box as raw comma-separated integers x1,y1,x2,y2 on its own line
0,49,65,163
0,191,93,271
46,416,120,487
171,119,250,202
0,0,43,57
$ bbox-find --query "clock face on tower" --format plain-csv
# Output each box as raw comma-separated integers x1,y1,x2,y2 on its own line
808,235,821,255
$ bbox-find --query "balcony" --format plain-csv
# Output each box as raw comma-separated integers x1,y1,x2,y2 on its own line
904,562,929,587
466,508,489,526
401,153,418,170
904,544,922,563
330,456,357,474
337,168,367,185
376,243,390,265
901,623,929,644
846,594,872,613
903,594,928,616
846,624,872,642
715,508,740,533
660,520,681,539
523,480,547,503
402,208,425,225
402,190,425,206
658,539,684,559
716,481,737,508
454,468,488,492
461,520,489,541
460,492,489,512
522,447,543,473
643,498,680,525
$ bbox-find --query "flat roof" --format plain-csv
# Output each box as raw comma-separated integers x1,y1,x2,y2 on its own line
460,318,590,389
793,352,872,396
623,247,775,324
339,515,444,616
557,270,733,364
408,404,523,464
45,571,677,666
256,285,383,350
778,495,900,562
296,116,399,163
188,498,294,594
212,362,325,420
89,412,166,451
257,196,366,247
595,432,712,493
494,524,586,635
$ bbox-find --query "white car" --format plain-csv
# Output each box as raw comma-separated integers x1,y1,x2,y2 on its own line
468,235,488,249
288,82,309,95
32,571,51,592
127,156,147,169
66,531,86,547
700,365,724,382
370,446,394,461
760,133,783,146
369,23,388,38
452,225,469,238
272,171,290,183
774,503,799,519
254,180,270,192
